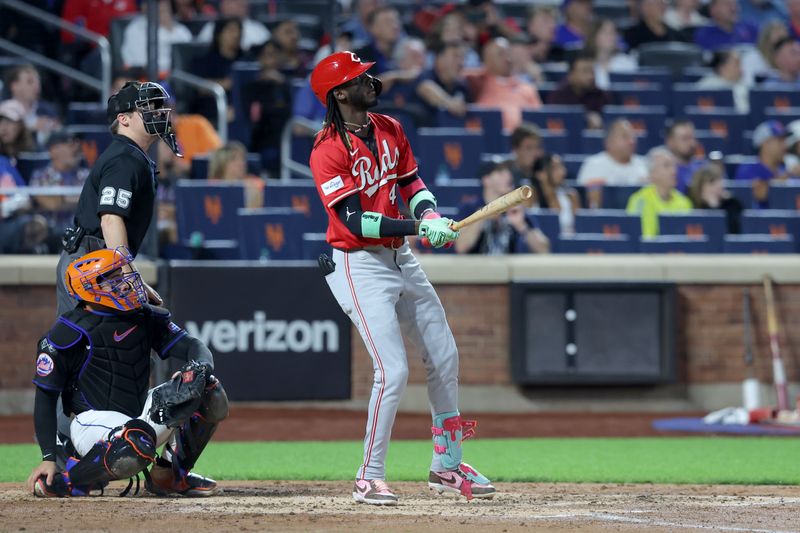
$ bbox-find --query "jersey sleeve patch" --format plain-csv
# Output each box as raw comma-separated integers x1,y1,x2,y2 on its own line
36,353,55,377
321,175,345,196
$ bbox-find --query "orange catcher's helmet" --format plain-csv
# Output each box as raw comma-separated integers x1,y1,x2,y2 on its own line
310,51,376,104
65,247,146,312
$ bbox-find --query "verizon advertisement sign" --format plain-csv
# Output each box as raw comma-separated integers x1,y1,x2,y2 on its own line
169,265,351,401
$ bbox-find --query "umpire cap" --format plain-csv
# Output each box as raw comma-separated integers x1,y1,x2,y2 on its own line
106,82,141,125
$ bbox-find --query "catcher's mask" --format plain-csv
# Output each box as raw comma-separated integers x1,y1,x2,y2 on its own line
65,247,146,312
108,81,183,157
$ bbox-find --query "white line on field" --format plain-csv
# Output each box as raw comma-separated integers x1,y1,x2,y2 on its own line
581,512,799,533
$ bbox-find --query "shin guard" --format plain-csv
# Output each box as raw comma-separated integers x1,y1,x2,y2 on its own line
431,411,477,470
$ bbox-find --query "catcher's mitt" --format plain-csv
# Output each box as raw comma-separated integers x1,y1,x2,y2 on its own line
149,360,210,428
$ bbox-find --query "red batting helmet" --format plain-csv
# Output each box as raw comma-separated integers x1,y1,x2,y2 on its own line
310,51,375,105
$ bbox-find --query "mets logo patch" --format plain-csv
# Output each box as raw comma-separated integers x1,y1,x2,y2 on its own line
36,353,54,377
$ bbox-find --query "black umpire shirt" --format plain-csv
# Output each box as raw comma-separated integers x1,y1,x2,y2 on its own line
73,134,157,256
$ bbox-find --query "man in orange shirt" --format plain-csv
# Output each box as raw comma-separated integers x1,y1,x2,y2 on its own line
467,37,542,131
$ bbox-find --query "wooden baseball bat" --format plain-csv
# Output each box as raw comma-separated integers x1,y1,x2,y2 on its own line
763,275,789,411
451,186,533,231
741,288,760,410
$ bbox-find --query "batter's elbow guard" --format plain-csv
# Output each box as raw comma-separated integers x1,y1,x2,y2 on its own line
201,378,229,424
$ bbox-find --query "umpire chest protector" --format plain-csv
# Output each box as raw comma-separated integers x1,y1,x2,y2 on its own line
49,308,156,418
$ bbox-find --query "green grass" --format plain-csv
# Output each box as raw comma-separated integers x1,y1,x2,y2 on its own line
3,438,799,485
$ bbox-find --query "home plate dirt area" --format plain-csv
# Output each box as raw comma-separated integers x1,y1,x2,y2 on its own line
1,481,798,532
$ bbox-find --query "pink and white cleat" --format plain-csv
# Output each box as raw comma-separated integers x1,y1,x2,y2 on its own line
352,479,399,505
428,463,496,501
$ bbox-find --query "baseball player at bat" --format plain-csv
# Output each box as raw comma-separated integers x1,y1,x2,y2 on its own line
309,51,495,505
27,247,228,498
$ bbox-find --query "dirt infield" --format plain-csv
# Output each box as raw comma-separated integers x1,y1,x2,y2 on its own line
2,481,798,532
0,407,694,444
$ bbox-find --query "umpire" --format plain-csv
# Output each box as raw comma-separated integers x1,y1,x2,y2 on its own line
56,81,184,315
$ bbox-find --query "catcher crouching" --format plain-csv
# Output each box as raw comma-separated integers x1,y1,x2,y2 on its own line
27,247,229,498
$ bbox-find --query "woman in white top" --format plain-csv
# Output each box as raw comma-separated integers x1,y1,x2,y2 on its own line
585,19,637,91
741,21,789,84
696,49,751,113
663,0,708,31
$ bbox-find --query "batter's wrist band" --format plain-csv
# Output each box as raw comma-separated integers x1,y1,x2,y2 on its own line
410,189,437,218
361,212,383,238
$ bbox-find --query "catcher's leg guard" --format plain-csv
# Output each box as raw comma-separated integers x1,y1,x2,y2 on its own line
69,419,157,488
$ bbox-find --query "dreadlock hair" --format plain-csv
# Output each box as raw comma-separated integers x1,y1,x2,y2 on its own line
314,91,353,151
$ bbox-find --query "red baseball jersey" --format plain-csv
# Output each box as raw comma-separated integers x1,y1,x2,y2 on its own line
309,113,418,249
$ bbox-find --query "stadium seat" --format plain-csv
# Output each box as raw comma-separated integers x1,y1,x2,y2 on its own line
763,107,800,125
749,89,800,126
741,209,800,251
436,105,505,153
428,179,482,209
161,239,240,260
679,66,713,83
658,212,726,252
522,106,585,146
639,235,712,253
608,84,664,108
66,103,106,126
694,129,729,155
601,106,667,150
672,85,735,113
174,180,245,243
723,155,758,181
415,128,483,181
528,208,561,248
65,125,113,166
685,108,747,155
557,233,634,254
723,234,795,254
637,42,704,76
237,207,310,260
562,154,586,181
229,61,261,145
15,152,51,184
574,209,641,238
768,181,800,210
302,232,331,260
263,181,326,231
725,180,754,208
609,68,671,89
190,153,262,180
601,185,641,210
539,130,569,154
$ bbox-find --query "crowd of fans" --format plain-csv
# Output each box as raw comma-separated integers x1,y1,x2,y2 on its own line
1,0,800,256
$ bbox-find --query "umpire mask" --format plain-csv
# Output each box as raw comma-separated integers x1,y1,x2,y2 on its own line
134,82,183,158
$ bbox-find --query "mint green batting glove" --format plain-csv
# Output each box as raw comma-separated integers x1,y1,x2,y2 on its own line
419,217,459,248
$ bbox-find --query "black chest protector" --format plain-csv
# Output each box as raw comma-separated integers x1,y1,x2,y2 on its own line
53,309,154,418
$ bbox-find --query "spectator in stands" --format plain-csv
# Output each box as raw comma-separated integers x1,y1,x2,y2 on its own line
378,38,427,110
355,6,403,74
790,0,800,41
60,0,136,44
509,35,545,85
0,99,35,161
665,119,706,193
0,154,24,188
458,0,521,46
28,131,89,230
190,17,243,121
508,122,544,187
626,147,692,237
270,19,312,78
208,142,263,208
455,160,550,254
414,42,470,124
0,212,53,254
577,119,649,208
784,119,800,175
693,0,758,51
198,0,269,52
172,0,216,23
341,0,384,46
426,11,481,68
467,37,542,131
586,19,638,90
688,165,742,233
696,49,750,113
546,50,612,130
532,153,580,234
664,0,708,32
526,5,564,63
243,40,293,176
738,0,788,29
121,0,192,76
735,120,796,208
5,65,60,147
742,21,789,84
555,0,593,49
624,0,687,50
762,37,800,88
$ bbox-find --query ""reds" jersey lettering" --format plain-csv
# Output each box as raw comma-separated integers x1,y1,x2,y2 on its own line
352,139,399,197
